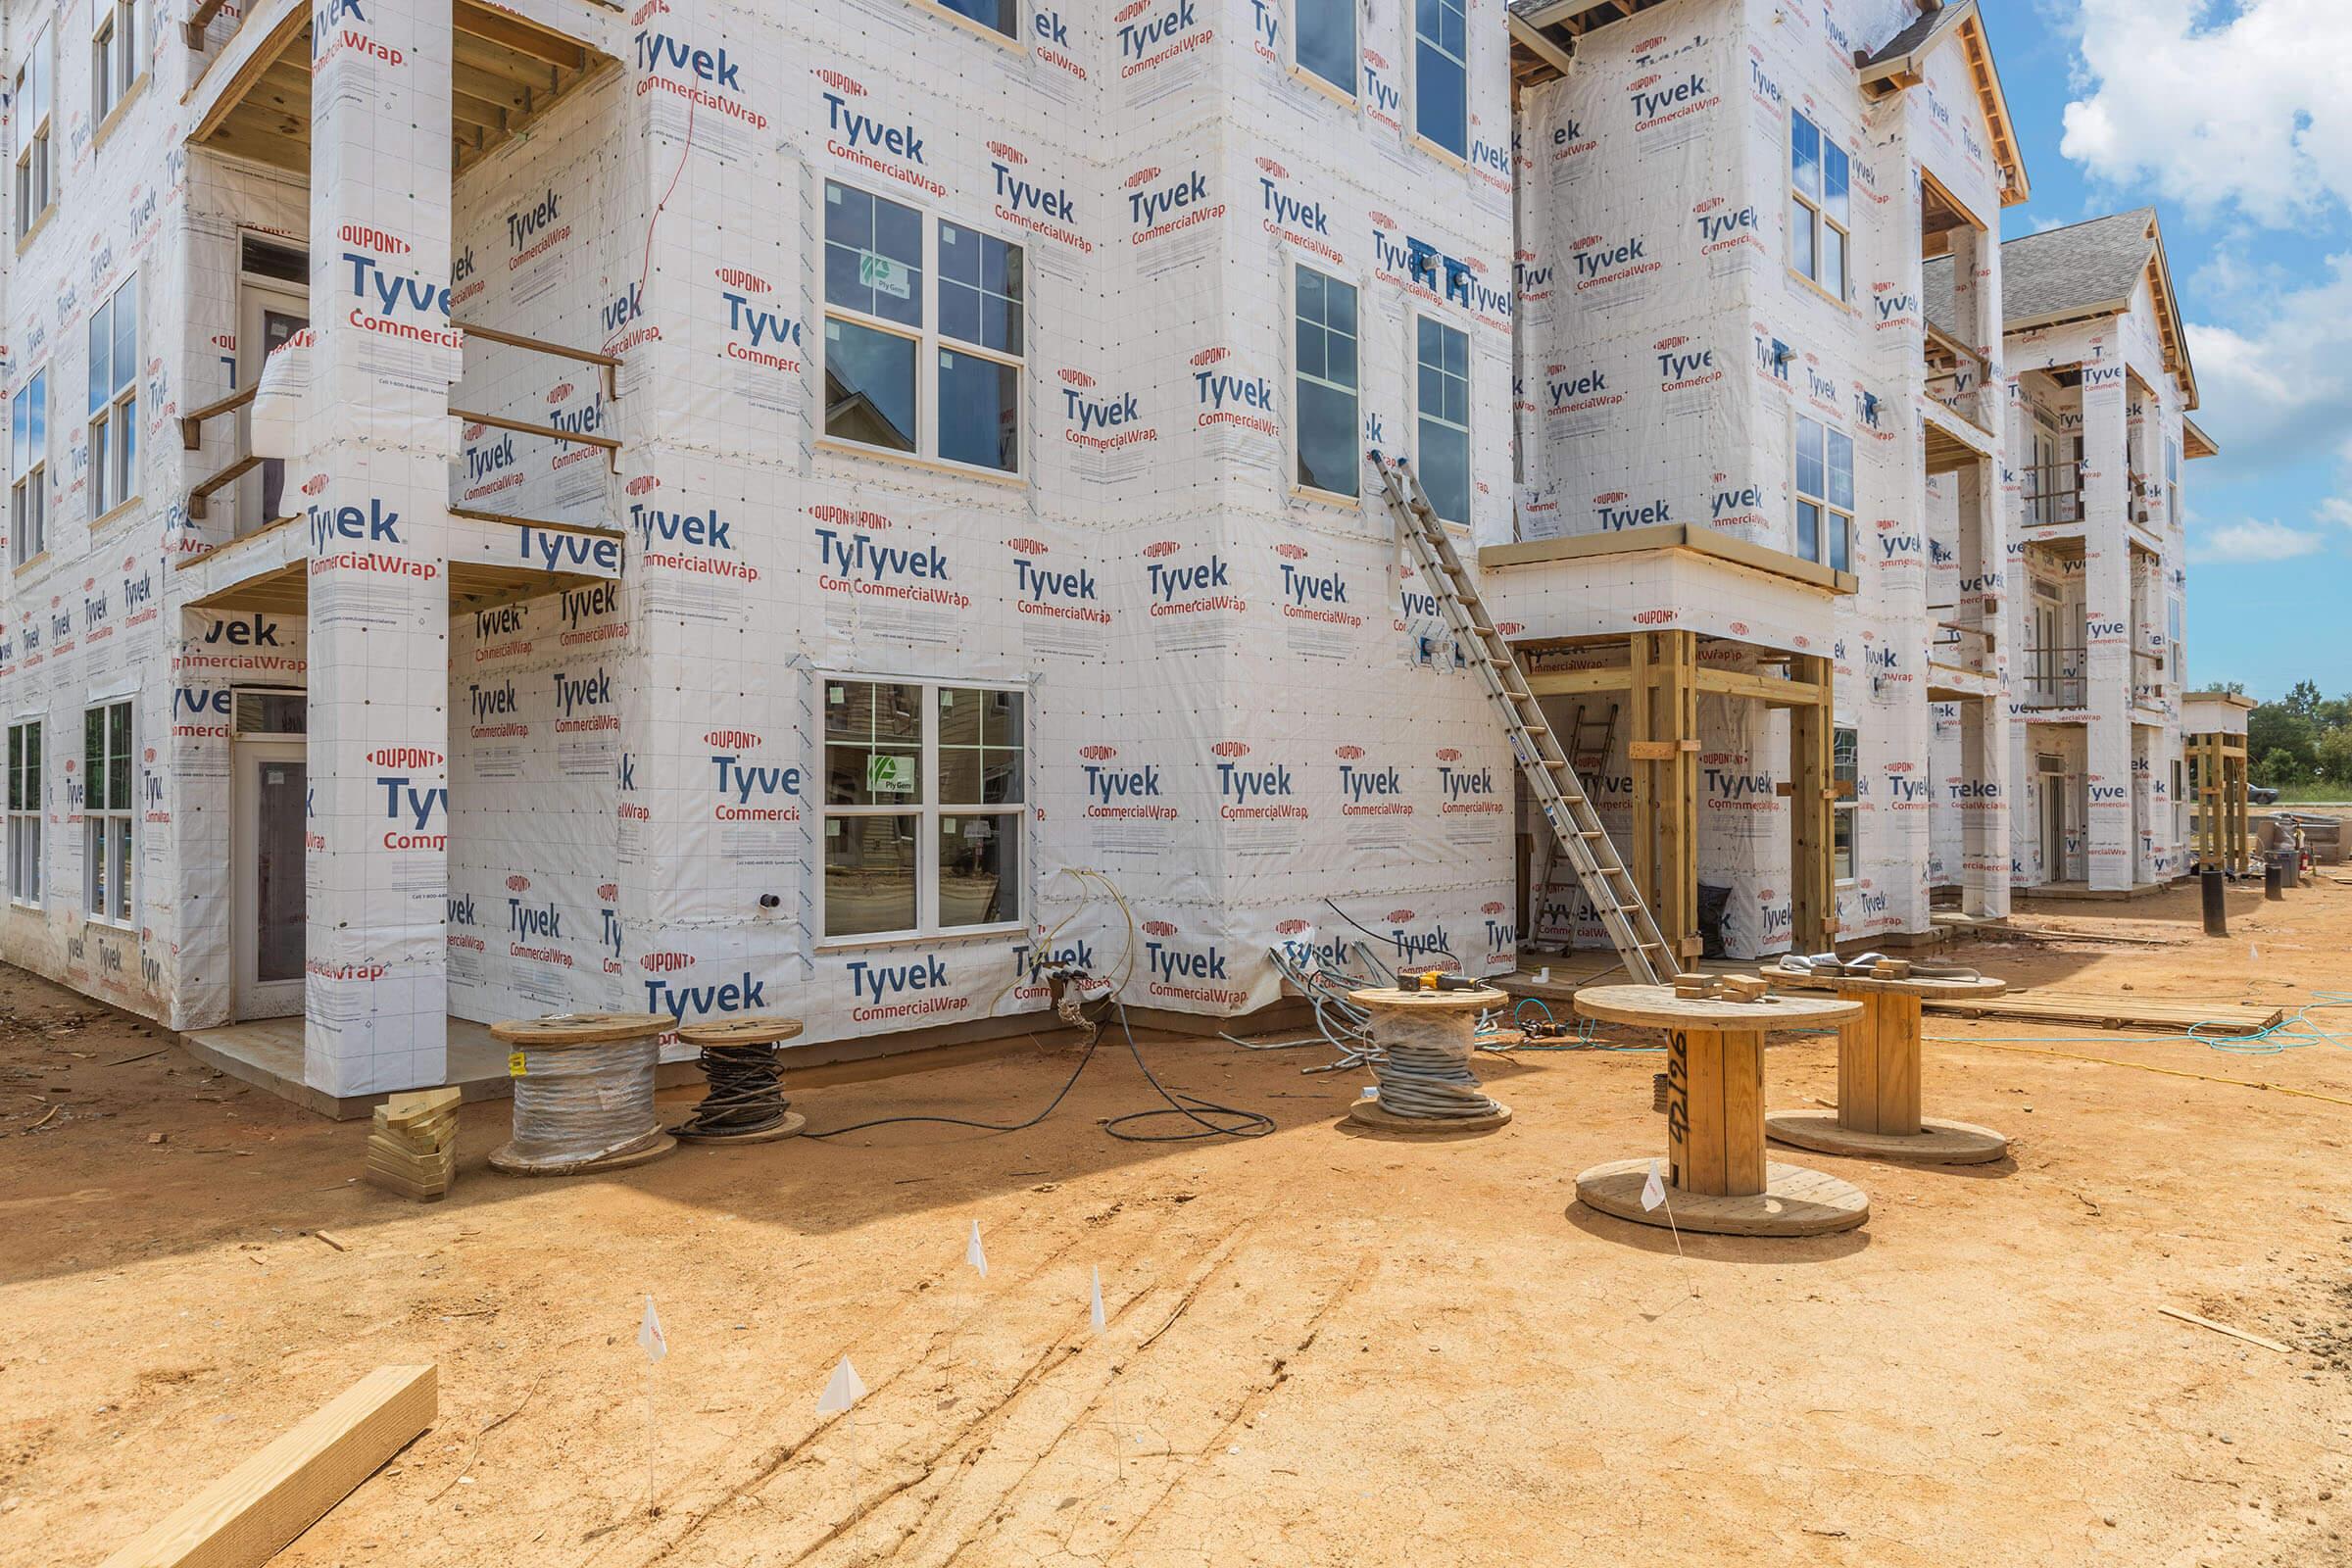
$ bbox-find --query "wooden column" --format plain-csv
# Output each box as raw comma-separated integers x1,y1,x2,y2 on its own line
1652,631,1698,961
1788,653,1836,954
1628,635,1655,916
1834,990,1924,1135
1666,1026,1767,1197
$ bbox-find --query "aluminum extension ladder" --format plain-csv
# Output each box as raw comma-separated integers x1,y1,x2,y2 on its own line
1370,452,1681,986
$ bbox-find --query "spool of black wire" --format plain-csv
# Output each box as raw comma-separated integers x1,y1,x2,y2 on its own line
673,1015,806,1143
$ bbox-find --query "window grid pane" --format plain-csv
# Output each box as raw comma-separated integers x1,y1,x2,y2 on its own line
1298,0,1353,89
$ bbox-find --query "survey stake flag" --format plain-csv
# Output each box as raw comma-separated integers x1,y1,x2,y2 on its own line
639,1295,668,1363
817,1355,867,1415
1090,1265,1106,1333
966,1219,989,1278
1640,1159,1667,1213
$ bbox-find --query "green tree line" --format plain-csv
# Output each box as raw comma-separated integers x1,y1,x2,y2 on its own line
2227,680,2352,791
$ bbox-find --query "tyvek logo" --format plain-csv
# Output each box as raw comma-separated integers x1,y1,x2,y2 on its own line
723,286,801,367
992,142,1086,251
509,895,563,942
1007,537,1107,623
1571,232,1658,291
1256,157,1337,258
378,773,448,850
1116,0,1206,69
468,679,519,724
1545,364,1618,416
1656,336,1720,391
314,0,401,69
1711,481,1764,527
201,612,279,647
309,498,400,552
1126,166,1214,237
1439,764,1496,802
1338,744,1409,815
1360,48,1400,128
1593,492,1670,530
1145,542,1242,616
340,254,458,350
1059,372,1152,450
630,501,733,553
553,668,614,734
1704,767,1773,802
1871,283,1920,327
710,753,802,821
847,956,967,1022
1747,50,1783,108
1030,8,1085,77
1693,197,1760,251
646,969,768,1022
1516,250,1553,302
1386,910,1456,968
638,30,740,88
822,78,937,194
1627,70,1716,128
1216,742,1299,817
506,187,566,265
815,529,952,585
561,580,620,641
1192,352,1274,436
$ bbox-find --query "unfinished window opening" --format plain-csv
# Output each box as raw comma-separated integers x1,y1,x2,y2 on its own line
233,688,307,737
1789,111,1849,301
92,0,147,131
1298,0,1353,94
822,180,1024,475
11,367,47,565
1415,315,1470,526
240,235,309,285
84,699,133,927
1414,0,1468,159
821,678,1023,941
1793,415,1851,571
1294,265,1358,499
934,0,1016,38
8,718,40,906
14,23,53,239
87,277,139,520
1832,725,1858,884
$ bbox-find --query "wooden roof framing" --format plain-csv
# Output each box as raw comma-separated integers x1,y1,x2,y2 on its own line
190,0,612,177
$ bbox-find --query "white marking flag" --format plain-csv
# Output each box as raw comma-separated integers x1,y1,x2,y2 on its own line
1640,1159,1667,1213
966,1219,989,1278
639,1295,668,1363
1090,1265,1106,1333
817,1355,867,1415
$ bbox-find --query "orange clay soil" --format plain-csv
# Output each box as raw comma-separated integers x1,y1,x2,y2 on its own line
3,875,2349,1567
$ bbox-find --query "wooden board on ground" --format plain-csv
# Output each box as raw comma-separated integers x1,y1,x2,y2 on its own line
99,1364,436,1568
1923,990,2281,1036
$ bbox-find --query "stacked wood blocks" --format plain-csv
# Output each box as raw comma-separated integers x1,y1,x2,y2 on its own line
367,1088,460,1200
1673,974,1774,1002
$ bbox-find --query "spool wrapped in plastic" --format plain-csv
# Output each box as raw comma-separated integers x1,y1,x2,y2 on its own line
1345,987,1512,1133
487,1012,675,1175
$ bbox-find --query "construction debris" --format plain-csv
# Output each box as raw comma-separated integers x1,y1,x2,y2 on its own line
365,1089,460,1202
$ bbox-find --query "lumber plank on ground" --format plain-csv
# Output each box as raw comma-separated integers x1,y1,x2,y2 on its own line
1925,990,2281,1037
98,1364,436,1568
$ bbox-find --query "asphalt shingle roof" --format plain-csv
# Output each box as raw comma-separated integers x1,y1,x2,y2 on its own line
1924,208,2157,335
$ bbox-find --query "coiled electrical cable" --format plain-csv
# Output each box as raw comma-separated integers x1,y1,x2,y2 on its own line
501,1035,663,1168
675,1043,793,1139
1362,1007,1505,1120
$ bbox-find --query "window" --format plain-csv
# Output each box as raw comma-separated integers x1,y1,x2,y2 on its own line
821,679,1022,940
7,719,39,906
1414,0,1468,159
822,181,1023,474
91,0,146,127
1298,0,1353,93
1295,266,1357,498
11,368,45,565
88,277,138,518
2168,599,2183,683
1832,725,1858,883
1416,316,1469,525
935,0,1014,38
14,22,52,239
84,700,132,925
1794,416,1852,571
1790,111,1849,300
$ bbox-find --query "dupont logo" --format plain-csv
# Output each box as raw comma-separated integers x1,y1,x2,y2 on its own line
626,475,660,496
714,267,769,292
988,140,1027,164
598,883,617,902
1633,609,1678,625
303,473,328,496
1124,166,1161,189
641,951,696,973
1437,749,1462,762
1729,621,1749,636
1058,368,1097,387
1140,919,1177,938
1191,346,1228,367
1275,918,1309,936
1368,210,1396,227
1143,540,1180,560
1387,909,1415,923
1006,536,1048,554
1595,491,1627,505
338,223,410,256
813,70,862,95
704,729,760,748
1364,48,1390,70
1079,744,1117,760
462,421,489,441
1275,543,1306,561
368,747,444,769
1496,621,1524,635
1255,156,1287,177
507,875,531,893
1655,335,1688,351
547,382,574,403
1483,902,1506,916
1334,745,1364,760
808,504,891,529
1211,741,1250,758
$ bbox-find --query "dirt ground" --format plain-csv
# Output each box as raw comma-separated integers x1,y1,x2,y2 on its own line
5,877,2351,1567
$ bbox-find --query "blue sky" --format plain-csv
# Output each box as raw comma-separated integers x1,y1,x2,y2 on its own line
1976,0,2352,700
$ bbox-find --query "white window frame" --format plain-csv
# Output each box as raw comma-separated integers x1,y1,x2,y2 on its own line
924,0,1016,41
1832,724,1859,885
1412,0,1469,160
817,675,1026,946
1414,312,1470,526
1293,263,1359,502
88,275,139,521
819,178,1025,477
91,0,147,132
1789,110,1850,302
83,698,132,927
8,717,41,906
12,366,47,565
1793,414,1853,571
1295,0,1354,96
14,21,53,240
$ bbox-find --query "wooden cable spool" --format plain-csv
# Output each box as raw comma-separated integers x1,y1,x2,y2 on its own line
487,1012,675,1175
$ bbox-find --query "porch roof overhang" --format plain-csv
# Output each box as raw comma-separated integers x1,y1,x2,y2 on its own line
1479,522,1858,595
185,0,617,177
176,513,621,618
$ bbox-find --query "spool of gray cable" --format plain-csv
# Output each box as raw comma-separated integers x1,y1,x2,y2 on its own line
1344,986,1513,1133
487,1012,676,1175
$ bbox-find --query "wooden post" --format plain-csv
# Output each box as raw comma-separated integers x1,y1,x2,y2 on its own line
1667,1027,1768,1197
1663,631,1699,960
1788,653,1835,953
1834,990,1924,1136
1629,634,1655,915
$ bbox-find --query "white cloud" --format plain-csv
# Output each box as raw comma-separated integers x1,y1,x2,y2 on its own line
2321,497,2352,528
2186,518,2327,564
2061,0,2352,224
2180,253,2352,469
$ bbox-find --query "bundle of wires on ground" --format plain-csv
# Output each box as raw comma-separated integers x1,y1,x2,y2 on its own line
805,972,1274,1145
674,1042,793,1139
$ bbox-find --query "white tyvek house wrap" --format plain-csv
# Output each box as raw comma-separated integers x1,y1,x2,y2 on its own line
1508,0,2013,956
0,0,1532,1084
